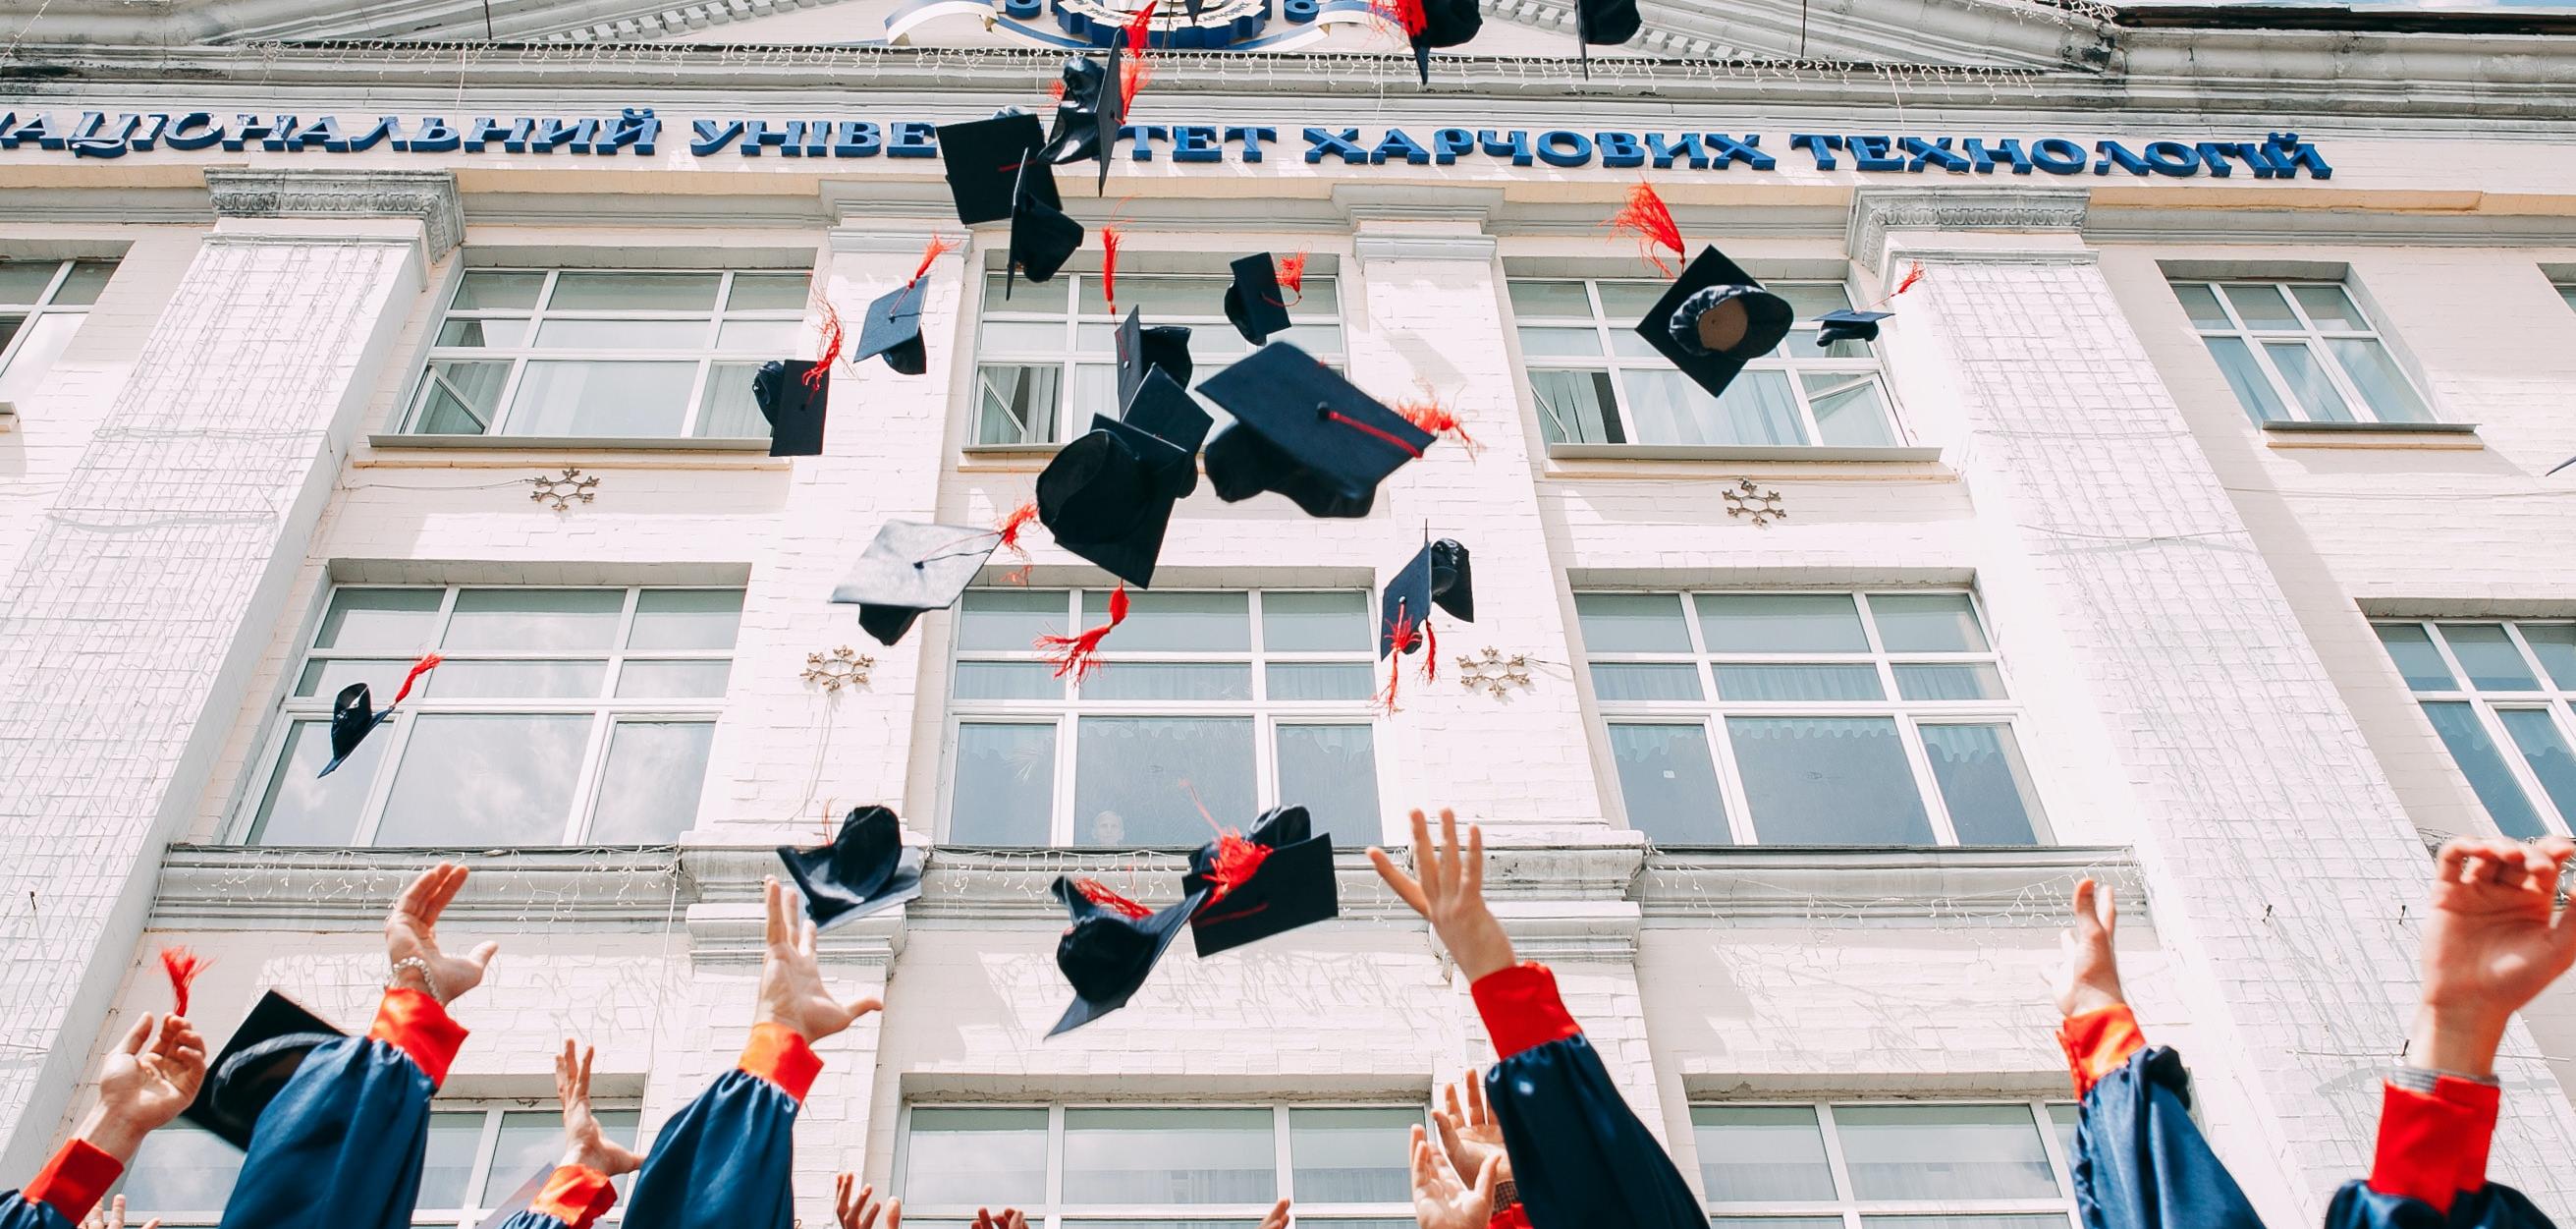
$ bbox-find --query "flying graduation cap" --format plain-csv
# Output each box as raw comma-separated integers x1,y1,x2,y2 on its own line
753,359,830,457
1198,342,1435,520
830,520,1007,646
1376,538,1473,709
320,655,441,778
1815,308,1893,348
182,990,348,1149
1036,366,1211,589
1570,0,1641,77
936,111,1059,226
1049,874,1209,1036
1221,252,1295,346
852,237,956,377
1009,158,1087,300
776,805,927,930
1116,307,1194,408
1635,246,1794,405
1181,805,1339,958
1040,55,1111,167
1377,0,1483,84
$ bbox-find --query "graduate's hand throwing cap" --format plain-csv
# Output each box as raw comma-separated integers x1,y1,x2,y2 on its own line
830,520,1005,646
1814,307,1892,348
182,990,348,1150
1221,252,1294,346
776,806,926,930
752,359,829,457
938,112,1060,226
1181,805,1340,958
1049,875,1208,1036
1196,342,1435,520
1634,246,1793,404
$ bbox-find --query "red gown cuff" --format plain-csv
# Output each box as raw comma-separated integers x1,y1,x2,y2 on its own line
1487,1203,1534,1229
367,987,469,1089
1470,963,1584,1061
2370,1076,2500,1214
739,1023,822,1103
2056,1004,2147,1098
26,1138,121,1223
529,1164,618,1229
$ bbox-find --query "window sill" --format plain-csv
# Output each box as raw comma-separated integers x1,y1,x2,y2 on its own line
1545,443,1944,465
368,433,774,452
2259,420,2483,450
1639,844,2141,922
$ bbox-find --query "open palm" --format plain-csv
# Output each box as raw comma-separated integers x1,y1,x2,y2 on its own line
1408,1124,1497,1229
759,877,884,1042
96,1015,206,1137
556,1039,644,1177
2422,837,2576,1029
386,864,499,1004
1434,1071,1510,1187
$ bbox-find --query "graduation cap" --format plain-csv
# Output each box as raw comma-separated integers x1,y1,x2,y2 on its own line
1197,342,1435,520
1035,369,1205,588
1570,0,1640,76
1116,307,1194,410
1008,159,1086,301
1380,537,1473,658
777,805,926,930
1181,805,1339,958
1049,875,1208,1036
182,990,346,1150
1413,0,1484,83
1634,246,1794,405
1221,252,1294,346
1041,55,1111,167
1815,308,1892,348
938,111,1060,227
320,655,440,778
830,520,1005,646
752,359,830,457
852,280,928,375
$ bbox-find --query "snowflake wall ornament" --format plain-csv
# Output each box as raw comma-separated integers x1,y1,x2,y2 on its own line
1722,477,1787,526
802,646,875,693
1456,647,1534,698
528,467,600,511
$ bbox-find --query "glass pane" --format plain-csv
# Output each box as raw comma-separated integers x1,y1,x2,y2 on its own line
904,1108,1048,1207
58,261,115,306
415,1110,488,1209
0,262,60,304
422,659,607,698
1273,322,1343,355
2202,336,2288,424
1834,1103,2056,1201
479,1111,566,1206
119,1124,240,1212
411,360,512,434
2290,283,2367,330
1805,374,1896,447
2047,1102,2080,1162
1290,277,1340,318
1575,592,1693,653
1529,369,1621,445
1871,593,1988,652
1590,663,1705,702
1728,717,1934,845
1860,1219,2072,1229
698,361,771,437
1291,1108,1415,1203
630,589,744,649
1691,1106,1836,1202
1082,589,1249,652
1062,1107,1276,1204
979,319,1069,352
1715,664,1885,701
1777,283,1856,318
247,720,374,845
1266,663,1375,700
435,318,524,348
1621,368,1804,446
588,721,715,843
294,658,409,698
956,662,1065,700
715,318,800,353
2500,709,2576,824
2264,342,2354,422
1696,593,1868,653
0,314,20,359
504,360,697,436
1262,591,1370,651
2375,624,2455,691
2522,625,2576,689
1712,1220,1846,1229
532,317,709,350
2440,624,2541,691
315,587,444,650
960,589,1069,651
951,724,1057,844
1507,280,1596,318
728,272,812,311
548,271,720,311
454,270,545,309
1077,273,1229,320
0,311,82,404
1080,662,1253,700
1072,363,1120,420
2423,702,2547,839
1277,723,1381,841
445,589,625,650
976,363,1062,445
1072,717,1255,846
1517,326,1606,358
2171,283,2231,329
1609,724,1727,845
1594,281,1666,318
1921,724,2045,845
375,714,592,845
1895,664,2007,701
2221,283,2300,331
1711,371,1811,445
2328,337,2433,423
984,272,1065,308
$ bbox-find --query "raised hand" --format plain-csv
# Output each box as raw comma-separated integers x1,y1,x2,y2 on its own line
834,1174,901,1229
79,1194,159,1229
554,1039,643,1178
385,864,499,1005
2051,877,2127,1019
2413,836,2576,1077
1433,1068,1510,1189
1408,1122,1498,1229
760,877,884,1043
82,1014,206,1161
972,1209,1029,1229
1367,809,1517,981
1254,1197,1290,1229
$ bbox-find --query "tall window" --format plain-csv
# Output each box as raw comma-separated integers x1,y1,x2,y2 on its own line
1694,1101,2080,1227
898,1103,1419,1228
245,586,741,847
0,258,115,406
2555,280,2576,314
946,588,1381,846
1507,278,1898,449
401,269,811,439
2169,280,2433,426
1577,590,2047,847
970,271,1343,446
2376,620,2576,839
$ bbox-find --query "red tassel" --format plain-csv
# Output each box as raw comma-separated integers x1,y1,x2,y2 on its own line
1125,0,1156,52
1119,2,1157,111
1275,250,1309,305
1050,78,1069,103
1075,877,1153,921
1037,583,1129,681
1423,619,1438,683
995,500,1041,560
908,234,959,288
1394,385,1479,457
1203,832,1274,904
160,947,208,1018
1368,0,1427,34
389,653,442,707
805,296,844,388
1892,260,1926,296
1377,609,1421,713
1606,182,1685,276
1101,227,1123,314
1324,410,1425,459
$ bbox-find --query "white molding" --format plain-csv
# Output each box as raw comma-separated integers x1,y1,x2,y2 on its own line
1847,185,2090,272
204,168,466,260
1353,234,1501,262
1636,844,2142,922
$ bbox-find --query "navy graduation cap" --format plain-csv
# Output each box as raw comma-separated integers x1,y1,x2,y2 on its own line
1008,159,1087,300
937,111,1060,227
1635,246,1793,405
1221,252,1294,346
1815,307,1893,348
1182,805,1339,958
1197,342,1434,520
1036,368,1208,588
853,280,929,375
776,805,927,930
319,655,440,778
1380,538,1473,658
1040,54,1112,168
752,359,830,457
830,520,1005,646
1049,874,1208,1036
181,990,347,1149
1116,307,1194,410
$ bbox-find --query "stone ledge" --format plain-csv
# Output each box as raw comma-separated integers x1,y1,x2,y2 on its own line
2260,419,2483,450
1637,844,2142,923
1546,443,1946,466
203,168,465,260
364,433,773,453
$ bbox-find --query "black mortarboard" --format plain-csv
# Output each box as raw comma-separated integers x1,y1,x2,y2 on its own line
1008,160,1086,301
1571,0,1639,77
183,990,346,1150
1036,385,1197,588
320,655,439,777
1049,875,1208,1036
830,520,1003,645
1221,252,1294,346
1380,537,1473,657
853,280,929,375
777,805,926,930
1412,0,1483,83
1041,55,1110,167
752,359,829,457
1635,246,1794,405
1181,806,1339,958
938,112,1059,226
1197,343,1435,520
1120,365,1212,489
1815,308,1892,347
1116,307,1195,410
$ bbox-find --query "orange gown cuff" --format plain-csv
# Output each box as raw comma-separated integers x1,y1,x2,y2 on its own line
739,1023,823,1103
2056,1004,2148,1098
367,987,469,1089
2370,1076,2500,1214
1470,963,1584,1061
25,1138,121,1223
529,1164,619,1229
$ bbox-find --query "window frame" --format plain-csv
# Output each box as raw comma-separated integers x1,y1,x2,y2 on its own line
1582,588,2050,848
2170,278,2435,426
234,584,740,847
1693,1097,2082,1227
2375,618,2576,838
0,257,114,399
2554,280,2576,315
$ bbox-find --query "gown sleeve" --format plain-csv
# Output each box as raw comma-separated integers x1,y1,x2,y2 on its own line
216,987,469,1229
2056,1006,2262,1229
0,1139,124,1229
486,1165,618,1229
1474,963,1705,1229
615,1024,820,1229
2324,1073,2557,1229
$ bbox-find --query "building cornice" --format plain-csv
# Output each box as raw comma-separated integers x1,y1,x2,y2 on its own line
1847,185,2088,271
204,167,466,258
1636,845,2143,922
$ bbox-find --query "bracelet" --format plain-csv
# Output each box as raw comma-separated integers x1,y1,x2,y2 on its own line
388,957,445,1005
1493,1179,1518,1210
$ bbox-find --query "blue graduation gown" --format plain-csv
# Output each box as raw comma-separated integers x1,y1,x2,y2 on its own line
1,1140,125,1229
217,988,468,1229
488,1165,619,1229
2323,1075,2553,1229
618,1024,818,1229
2067,1046,2262,1229
1475,963,1704,1229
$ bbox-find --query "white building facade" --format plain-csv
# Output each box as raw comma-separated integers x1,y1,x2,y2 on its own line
4,2,2576,1225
